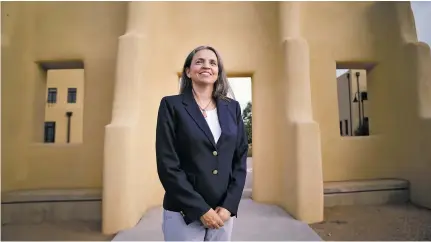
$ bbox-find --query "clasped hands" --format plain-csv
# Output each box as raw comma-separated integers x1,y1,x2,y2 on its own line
200,207,231,229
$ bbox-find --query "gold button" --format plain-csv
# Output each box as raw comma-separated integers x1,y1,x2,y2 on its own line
213,151,218,156
212,169,218,175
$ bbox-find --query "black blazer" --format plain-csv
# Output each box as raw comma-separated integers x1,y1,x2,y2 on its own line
155,87,248,225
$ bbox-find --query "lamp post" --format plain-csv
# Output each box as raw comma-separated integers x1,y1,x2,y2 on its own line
355,72,362,128
66,111,73,143
352,71,370,136
346,73,353,136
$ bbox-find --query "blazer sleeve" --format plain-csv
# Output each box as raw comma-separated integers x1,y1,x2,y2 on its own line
221,100,249,217
155,97,211,221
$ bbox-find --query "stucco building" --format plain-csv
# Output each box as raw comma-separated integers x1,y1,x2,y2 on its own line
1,1,430,235
43,69,84,144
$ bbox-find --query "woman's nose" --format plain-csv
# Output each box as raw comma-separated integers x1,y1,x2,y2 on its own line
202,61,210,68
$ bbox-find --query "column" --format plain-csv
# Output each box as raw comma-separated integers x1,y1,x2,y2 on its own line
102,1,146,234
279,1,324,223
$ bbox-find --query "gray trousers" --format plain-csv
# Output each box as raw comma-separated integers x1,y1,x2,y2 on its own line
162,209,234,241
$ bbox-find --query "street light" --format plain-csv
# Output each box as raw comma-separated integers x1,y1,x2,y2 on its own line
66,111,73,143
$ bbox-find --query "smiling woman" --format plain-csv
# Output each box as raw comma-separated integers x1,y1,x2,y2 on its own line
156,46,249,241
179,46,231,103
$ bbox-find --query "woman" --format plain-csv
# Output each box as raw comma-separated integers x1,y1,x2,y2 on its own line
155,46,248,241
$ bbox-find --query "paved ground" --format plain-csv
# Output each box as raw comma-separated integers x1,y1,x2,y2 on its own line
5,202,430,241
3,157,430,241
2,158,322,241
1,199,321,241
1,221,112,241
245,157,253,189
113,199,321,241
112,158,320,240
310,203,431,241
246,157,252,171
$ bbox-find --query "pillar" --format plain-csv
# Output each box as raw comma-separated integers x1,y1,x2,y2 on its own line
102,1,147,234
279,1,324,223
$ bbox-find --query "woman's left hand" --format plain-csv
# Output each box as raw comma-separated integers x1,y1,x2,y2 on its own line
215,207,231,222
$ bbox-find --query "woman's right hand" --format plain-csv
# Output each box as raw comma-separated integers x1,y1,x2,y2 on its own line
200,208,224,229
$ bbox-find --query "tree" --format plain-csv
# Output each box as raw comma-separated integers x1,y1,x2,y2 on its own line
242,102,252,144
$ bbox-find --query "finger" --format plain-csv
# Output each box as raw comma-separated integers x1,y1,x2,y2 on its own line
217,218,224,227
203,222,210,228
205,221,213,229
211,223,217,229
215,222,222,229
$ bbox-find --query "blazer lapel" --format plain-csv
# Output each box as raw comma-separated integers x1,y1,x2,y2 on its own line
183,88,216,148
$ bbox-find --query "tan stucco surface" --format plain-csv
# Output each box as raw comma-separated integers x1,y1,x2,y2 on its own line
1,1,127,191
1,1,430,235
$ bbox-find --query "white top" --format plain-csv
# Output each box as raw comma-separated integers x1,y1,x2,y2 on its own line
205,108,222,144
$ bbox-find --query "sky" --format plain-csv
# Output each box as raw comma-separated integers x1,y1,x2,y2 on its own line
228,77,252,111
411,1,431,46
230,2,430,112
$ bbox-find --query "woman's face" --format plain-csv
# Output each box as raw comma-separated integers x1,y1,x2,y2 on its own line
186,49,219,86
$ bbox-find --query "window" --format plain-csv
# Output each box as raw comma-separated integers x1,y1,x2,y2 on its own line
67,88,77,103
336,68,371,136
47,88,57,103
44,121,56,143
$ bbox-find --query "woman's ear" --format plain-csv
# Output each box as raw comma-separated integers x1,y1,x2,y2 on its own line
186,68,191,78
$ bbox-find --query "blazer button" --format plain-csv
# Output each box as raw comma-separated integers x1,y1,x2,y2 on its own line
212,169,218,175
180,211,185,216
213,151,218,156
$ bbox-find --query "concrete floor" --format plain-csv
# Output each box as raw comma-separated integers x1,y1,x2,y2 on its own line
1,221,112,241
1,199,321,241
112,158,321,241
4,158,428,241
2,158,321,241
114,199,321,241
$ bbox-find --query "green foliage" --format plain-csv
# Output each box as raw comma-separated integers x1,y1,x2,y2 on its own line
242,101,252,144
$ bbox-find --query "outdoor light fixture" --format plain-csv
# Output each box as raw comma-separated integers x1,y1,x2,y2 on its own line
346,72,353,136
66,111,73,143
351,72,370,136
355,72,362,127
